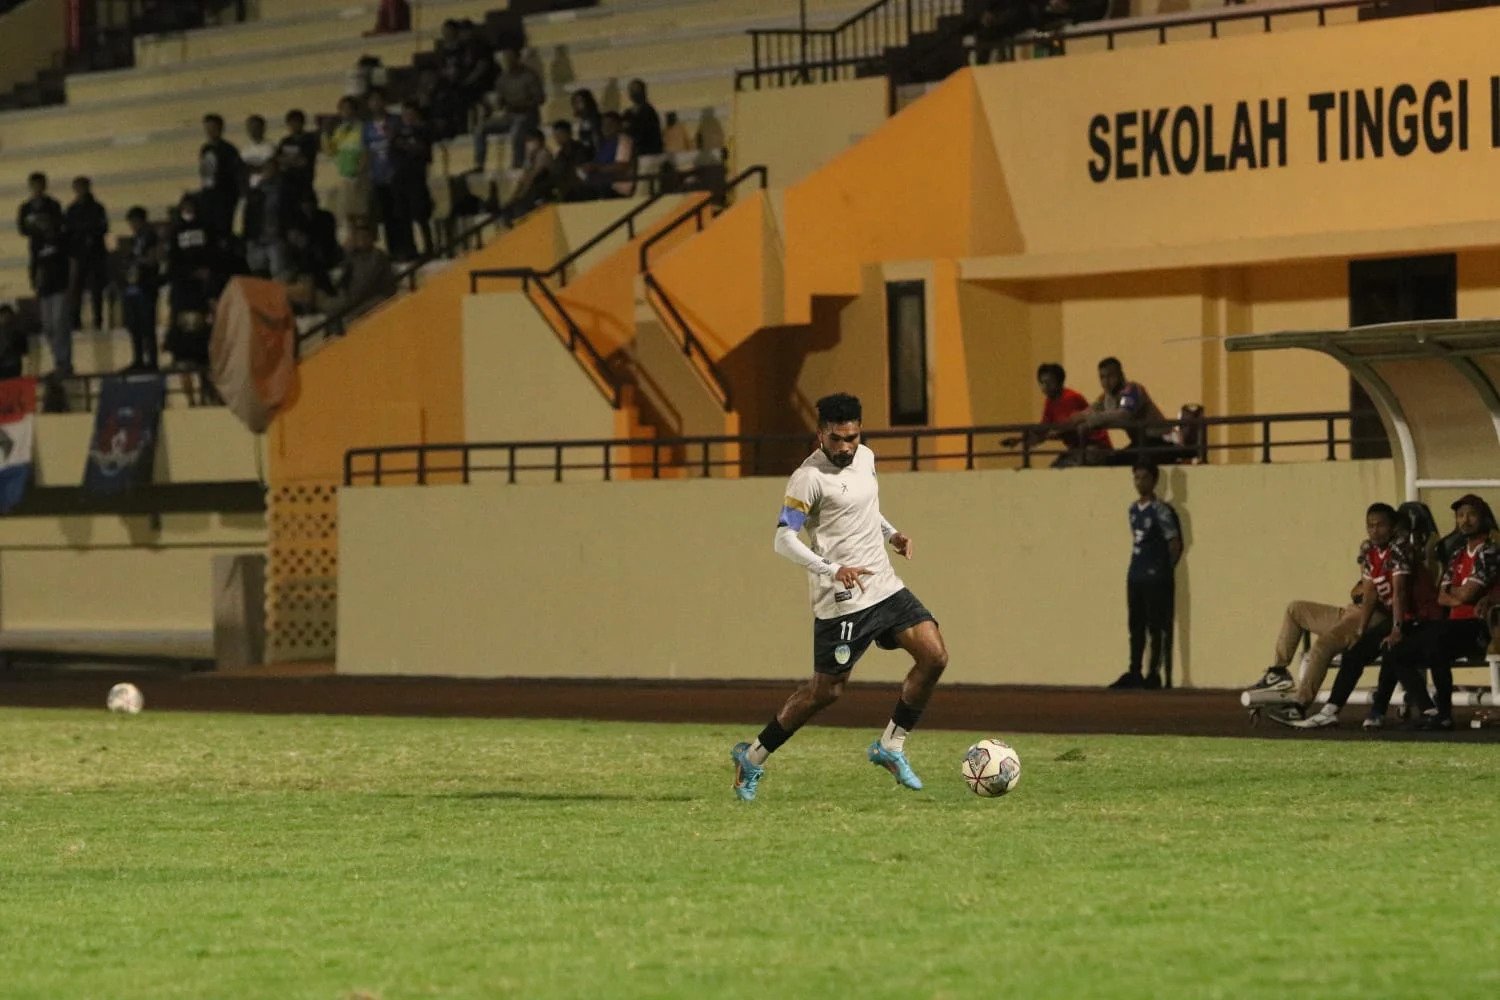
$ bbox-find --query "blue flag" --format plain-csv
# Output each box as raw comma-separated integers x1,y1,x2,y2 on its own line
83,376,166,496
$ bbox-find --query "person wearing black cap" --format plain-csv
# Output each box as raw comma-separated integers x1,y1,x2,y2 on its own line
1366,494,1498,731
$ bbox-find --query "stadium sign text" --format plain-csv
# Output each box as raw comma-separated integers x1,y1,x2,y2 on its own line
1085,78,1500,182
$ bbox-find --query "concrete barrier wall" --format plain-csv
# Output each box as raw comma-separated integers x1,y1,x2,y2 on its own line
338,458,1399,688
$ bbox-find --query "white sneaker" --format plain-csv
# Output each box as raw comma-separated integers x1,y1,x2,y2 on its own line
1293,706,1340,729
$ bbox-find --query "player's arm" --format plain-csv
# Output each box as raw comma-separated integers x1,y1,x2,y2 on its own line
880,515,913,559
1160,504,1183,565
774,475,874,589
1438,578,1485,607
1380,576,1405,648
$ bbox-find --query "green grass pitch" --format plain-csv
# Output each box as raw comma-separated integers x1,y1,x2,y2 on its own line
2,708,1498,999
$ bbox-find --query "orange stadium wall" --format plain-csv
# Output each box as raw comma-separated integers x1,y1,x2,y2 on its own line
336,458,1400,689
733,77,891,187
665,9,1500,456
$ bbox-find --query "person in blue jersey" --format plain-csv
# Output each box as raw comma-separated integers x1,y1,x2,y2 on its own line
1110,461,1183,689
729,393,951,801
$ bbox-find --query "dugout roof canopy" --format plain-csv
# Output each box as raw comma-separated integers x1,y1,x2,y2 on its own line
1226,319,1500,502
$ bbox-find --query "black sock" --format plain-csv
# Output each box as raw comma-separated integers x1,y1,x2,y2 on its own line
755,717,794,755
891,699,923,732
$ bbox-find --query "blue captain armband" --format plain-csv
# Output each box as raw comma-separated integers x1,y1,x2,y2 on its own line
777,505,808,532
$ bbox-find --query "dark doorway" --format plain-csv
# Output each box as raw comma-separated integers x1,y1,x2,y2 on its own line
886,281,929,426
1346,254,1456,459
882,281,930,425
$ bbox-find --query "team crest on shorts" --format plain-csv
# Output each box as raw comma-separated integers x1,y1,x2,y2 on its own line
834,644,851,665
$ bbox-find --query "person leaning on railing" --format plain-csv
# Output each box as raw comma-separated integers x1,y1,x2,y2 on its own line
1002,362,1114,467
1069,356,1174,466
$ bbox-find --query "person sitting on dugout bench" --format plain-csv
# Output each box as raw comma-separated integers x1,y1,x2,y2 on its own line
1246,503,1401,723
1286,503,1444,730
1366,494,1500,732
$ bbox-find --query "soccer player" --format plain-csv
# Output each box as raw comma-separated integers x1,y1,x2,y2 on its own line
730,393,950,802
1109,461,1181,689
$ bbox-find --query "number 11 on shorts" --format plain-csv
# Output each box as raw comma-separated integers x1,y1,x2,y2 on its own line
840,621,853,641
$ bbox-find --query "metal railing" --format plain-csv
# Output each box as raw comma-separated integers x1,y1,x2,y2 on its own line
344,410,1382,486
469,186,716,409
637,165,769,413
738,0,963,90
738,0,1399,90
1004,0,1389,58
49,367,219,413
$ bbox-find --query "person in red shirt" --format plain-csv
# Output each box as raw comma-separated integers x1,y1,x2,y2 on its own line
1289,502,1439,729
1259,503,1401,724
1003,363,1113,467
1368,494,1498,731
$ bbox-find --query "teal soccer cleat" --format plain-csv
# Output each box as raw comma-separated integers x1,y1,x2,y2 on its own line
867,740,924,790
730,742,765,801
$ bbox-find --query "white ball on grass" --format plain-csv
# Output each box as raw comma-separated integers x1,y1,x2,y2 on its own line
106,683,144,715
961,738,1020,797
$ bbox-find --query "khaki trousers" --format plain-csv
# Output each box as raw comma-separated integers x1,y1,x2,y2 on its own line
1273,601,1388,705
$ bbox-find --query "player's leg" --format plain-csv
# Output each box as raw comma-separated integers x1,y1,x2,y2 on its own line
731,612,874,801
866,618,948,791
1252,601,1337,692
1290,604,1373,713
1113,580,1148,688
1295,624,1389,728
1143,579,1173,689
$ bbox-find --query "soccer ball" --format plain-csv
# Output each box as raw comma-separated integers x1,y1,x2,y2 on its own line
962,739,1020,797
106,683,144,715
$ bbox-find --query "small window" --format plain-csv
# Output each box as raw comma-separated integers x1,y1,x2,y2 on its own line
886,281,928,426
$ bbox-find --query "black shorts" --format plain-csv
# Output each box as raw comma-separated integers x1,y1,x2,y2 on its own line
812,588,937,675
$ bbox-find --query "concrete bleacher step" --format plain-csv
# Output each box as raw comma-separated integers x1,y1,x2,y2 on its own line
130,0,847,71
69,19,754,107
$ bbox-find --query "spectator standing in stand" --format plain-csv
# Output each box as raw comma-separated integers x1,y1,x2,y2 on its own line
392,104,435,259
31,212,73,377
277,109,321,202
456,20,498,118
472,48,544,172
241,114,277,191
623,78,664,157
120,206,161,371
16,172,62,290
198,114,243,237
324,96,369,238
363,89,413,261
63,176,109,332
243,155,295,278
167,194,216,362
